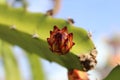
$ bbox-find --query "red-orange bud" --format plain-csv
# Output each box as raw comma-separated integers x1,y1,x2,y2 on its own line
47,25,75,55
68,69,89,80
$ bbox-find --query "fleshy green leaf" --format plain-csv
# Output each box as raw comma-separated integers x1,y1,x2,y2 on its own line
104,65,120,80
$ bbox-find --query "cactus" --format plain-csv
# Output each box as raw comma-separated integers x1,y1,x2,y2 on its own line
0,2,96,80
0,4,95,69
0,23,92,70
0,1,120,80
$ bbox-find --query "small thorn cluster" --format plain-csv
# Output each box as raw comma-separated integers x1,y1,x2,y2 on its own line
87,31,92,38
32,33,39,38
67,18,75,25
47,25,75,55
46,9,53,16
79,48,97,71
90,48,97,58
10,25,16,30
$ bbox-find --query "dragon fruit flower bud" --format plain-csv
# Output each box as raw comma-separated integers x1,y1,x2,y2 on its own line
47,25,75,55
68,69,89,80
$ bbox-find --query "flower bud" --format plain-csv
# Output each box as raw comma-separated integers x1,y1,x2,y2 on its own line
68,69,89,80
47,25,75,55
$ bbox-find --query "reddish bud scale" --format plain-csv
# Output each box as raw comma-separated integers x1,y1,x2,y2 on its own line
47,25,75,55
68,69,89,80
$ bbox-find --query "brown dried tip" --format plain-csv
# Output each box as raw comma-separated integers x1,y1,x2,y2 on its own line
79,53,97,71
46,9,54,16
68,69,89,80
67,18,75,25
47,25,75,55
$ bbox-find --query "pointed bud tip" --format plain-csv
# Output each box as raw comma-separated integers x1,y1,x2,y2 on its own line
69,33,73,36
47,38,50,41
73,42,75,45
54,25,58,29
62,26,68,32
50,31,53,34
63,26,67,30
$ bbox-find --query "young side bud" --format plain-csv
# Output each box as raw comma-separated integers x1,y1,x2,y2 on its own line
68,69,89,80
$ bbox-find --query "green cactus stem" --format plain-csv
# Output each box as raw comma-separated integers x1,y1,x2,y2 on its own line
0,4,96,70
